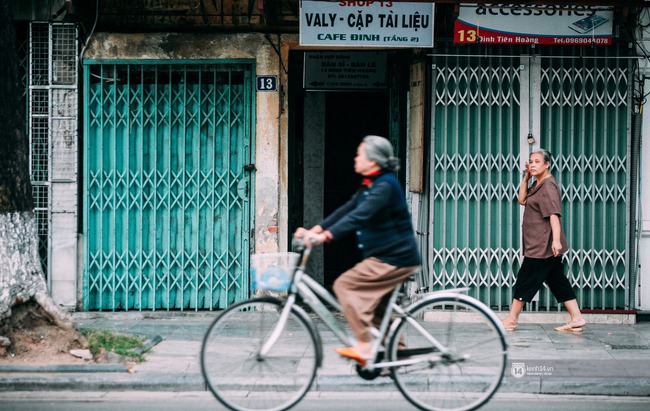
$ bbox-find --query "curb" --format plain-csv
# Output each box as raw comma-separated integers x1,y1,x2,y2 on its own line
312,375,650,396
2,373,649,396
0,364,127,373
0,373,206,392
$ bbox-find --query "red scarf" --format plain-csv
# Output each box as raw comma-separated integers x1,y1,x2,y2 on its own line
362,169,382,187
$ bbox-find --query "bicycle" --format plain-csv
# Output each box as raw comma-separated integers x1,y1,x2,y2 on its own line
201,240,508,411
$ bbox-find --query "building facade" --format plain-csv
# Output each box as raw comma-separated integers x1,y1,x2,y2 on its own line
10,0,649,316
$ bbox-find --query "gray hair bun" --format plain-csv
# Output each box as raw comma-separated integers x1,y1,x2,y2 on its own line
362,135,400,172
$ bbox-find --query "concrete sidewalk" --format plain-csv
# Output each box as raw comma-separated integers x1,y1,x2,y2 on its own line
0,311,649,396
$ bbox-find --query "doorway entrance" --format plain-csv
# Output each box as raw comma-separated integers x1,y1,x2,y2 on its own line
288,50,395,289
323,91,390,287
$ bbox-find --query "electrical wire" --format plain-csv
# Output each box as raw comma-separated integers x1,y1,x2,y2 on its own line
79,0,99,65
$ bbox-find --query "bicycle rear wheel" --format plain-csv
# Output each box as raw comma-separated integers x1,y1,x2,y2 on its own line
388,294,507,411
201,297,319,411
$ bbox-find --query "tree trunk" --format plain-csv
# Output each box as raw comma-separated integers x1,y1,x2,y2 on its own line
0,0,83,351
0,212,73,330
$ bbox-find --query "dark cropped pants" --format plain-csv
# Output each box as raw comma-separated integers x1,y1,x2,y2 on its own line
513,256,577,303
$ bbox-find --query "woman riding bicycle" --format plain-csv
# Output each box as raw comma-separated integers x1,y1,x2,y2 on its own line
204,139,506,410
295,135,420,365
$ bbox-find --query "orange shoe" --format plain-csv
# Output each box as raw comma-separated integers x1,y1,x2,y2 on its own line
335,347,368,367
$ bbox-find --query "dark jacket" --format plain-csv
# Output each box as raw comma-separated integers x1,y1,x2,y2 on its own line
319,173,421,267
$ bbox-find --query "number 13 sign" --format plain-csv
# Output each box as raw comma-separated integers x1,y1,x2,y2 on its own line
256,76,278,92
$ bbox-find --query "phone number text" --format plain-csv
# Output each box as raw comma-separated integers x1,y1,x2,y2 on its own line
554,37,610,45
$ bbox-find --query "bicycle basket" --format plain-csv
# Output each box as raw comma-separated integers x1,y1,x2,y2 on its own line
251,252,300,292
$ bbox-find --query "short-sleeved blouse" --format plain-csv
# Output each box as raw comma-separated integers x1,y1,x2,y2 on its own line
521,176,568,259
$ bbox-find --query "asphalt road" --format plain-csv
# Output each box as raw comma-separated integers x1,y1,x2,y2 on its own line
1,391,648,411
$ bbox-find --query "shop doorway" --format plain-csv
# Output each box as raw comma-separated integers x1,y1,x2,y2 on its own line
288,50,394,289
322,91,390,287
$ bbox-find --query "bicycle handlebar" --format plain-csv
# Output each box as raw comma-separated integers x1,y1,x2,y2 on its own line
292,237,316,269
292,236,318,251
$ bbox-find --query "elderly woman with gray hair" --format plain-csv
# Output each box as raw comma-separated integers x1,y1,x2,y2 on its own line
502,149,587,333
295,135,421,365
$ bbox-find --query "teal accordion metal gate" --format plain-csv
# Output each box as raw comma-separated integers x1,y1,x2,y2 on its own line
83,61,254,311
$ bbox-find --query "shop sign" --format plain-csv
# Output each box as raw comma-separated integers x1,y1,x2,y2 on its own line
300,1,434,48
455,4,613,46
303,51,387,90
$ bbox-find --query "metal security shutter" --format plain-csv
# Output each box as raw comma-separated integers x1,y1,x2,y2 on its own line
83,62,254,311
427,55,521,309
539,51,631,310
424,48,633,311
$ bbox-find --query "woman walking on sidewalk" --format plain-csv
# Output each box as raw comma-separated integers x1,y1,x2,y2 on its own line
502,149,587,332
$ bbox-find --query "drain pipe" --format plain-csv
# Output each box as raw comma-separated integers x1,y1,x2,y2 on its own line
630,112,642,309
527,53,536,150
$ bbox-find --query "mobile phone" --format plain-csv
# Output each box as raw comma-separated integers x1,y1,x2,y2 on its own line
569,15,608,34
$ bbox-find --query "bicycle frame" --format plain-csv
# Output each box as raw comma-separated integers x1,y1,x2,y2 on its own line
261,244,450,370
260,245,353,355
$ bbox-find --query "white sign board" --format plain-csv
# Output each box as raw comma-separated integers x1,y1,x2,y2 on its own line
304,51,387,90
455,4,613,46
300,1,434,48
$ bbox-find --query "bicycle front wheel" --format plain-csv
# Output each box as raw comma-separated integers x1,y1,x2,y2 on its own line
388,294,507,411
201,297,319,411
